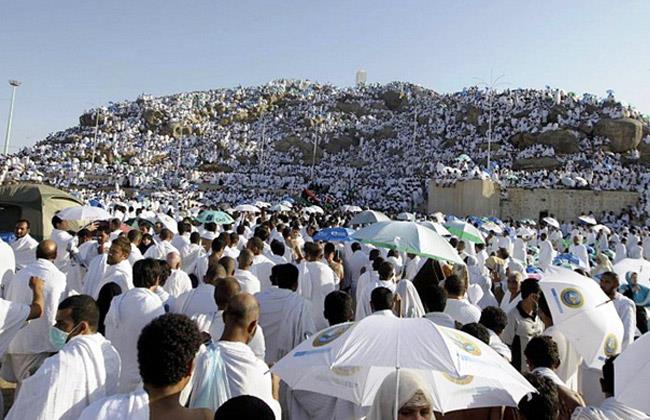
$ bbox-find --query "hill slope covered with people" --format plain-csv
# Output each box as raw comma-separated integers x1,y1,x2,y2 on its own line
2,80,650,214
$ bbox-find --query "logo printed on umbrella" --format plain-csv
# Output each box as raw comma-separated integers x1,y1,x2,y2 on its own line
331,366,361,377
312,324,353,348
443,373,474,385
603,334,619,357
560,288,584,309
446,332,482,356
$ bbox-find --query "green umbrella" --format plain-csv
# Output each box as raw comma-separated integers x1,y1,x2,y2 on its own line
445,220,485,245
351,221,464,265
196,210,234,225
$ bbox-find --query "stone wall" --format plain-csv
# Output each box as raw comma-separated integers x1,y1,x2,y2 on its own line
428,180,639,221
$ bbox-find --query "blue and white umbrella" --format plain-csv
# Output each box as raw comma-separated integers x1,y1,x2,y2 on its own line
313,227,355,242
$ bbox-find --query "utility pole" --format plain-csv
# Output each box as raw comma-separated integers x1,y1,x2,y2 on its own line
91,109,101,165
3,80,21,155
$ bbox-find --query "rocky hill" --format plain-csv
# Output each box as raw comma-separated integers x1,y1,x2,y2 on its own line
2,80,649,212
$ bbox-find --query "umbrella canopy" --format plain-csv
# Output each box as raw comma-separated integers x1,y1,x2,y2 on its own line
592,224,611,235
341,205,363,213
540,267,624,368
349,210,390,225
196,210,235,225
396,212,416,222
542,217,560,229
444,220,485,245
578,215,597,225
614,331,650,414
613,258,650,288
553,253,583,270
57,205,112,222
254,201,271,208
351,221,464,265
418,221,452,237
269,204,291,212
480,221,503,235
272,317,533,412
156,213,178,234
233,204,261,213
303,205,324,215
313,227,355,242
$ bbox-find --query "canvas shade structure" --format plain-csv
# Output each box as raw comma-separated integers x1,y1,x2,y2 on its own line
351,221,464,265
196,210,235,225
56,205,112,222
444,220,485,245
0,183,82,240
614,331,650,414
613,258,650,289
272,317,533,413
349,210,390,225
540,267,624,368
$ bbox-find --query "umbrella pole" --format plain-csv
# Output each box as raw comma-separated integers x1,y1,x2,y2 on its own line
394,367,400,420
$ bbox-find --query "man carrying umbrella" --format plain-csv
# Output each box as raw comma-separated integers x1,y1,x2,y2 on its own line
600,272,636,350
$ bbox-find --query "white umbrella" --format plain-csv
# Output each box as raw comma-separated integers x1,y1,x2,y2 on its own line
591,224,611,235
613,258,650,289
269,204,291,212
280,200,293,208
578,215,597,225
234,204,261,213
540,267,624,368
341,205,362,213
418,221,452,237
156,213,178,234
614,331,650,414
57,205,112,222
349,210,390,225
396,212,415,222
303,205,324,215
444,220,485,245
352,221,464,265
542,216,560,229
254,201,271,208
480,222,503,235
272,317,533,413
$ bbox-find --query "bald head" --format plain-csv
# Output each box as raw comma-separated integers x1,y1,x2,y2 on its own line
166,251,181,270
237,249,254,270
214,277,241,309
36,240,57,260
224,293,259,330
218,256,236,277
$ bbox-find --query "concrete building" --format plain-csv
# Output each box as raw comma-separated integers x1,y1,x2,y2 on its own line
428,179,639,222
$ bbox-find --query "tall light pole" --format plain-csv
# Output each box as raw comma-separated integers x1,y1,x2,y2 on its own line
474,72,507,173
3,80,21,155
91,109,101,165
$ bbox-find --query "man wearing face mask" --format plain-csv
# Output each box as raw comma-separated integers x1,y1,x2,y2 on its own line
6,295,120,420
3,240,67,394
189,293,281,419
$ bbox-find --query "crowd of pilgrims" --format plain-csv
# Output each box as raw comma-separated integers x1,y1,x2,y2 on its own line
0,201,649,420
1,80,650,216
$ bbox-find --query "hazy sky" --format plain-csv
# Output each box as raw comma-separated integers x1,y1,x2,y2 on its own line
1,0,649,151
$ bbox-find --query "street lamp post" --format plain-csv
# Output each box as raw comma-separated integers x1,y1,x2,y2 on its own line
473,72,507,174
91,109,101,165
3,80,21,155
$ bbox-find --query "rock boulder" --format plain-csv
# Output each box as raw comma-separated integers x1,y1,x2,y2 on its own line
538,129,580,154
594,118,643,153
512,157,561,171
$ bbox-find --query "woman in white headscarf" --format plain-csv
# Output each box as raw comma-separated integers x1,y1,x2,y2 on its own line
367,369,434,420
